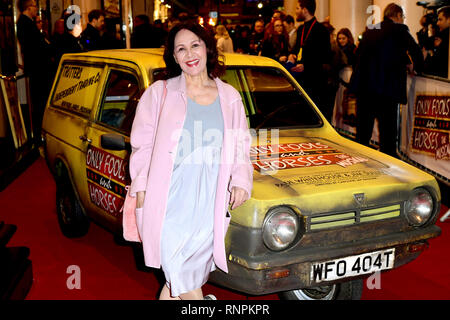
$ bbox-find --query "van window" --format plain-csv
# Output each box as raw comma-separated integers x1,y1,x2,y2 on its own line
151,66,323,129
51,64,103,116
222,67,322,129
97,70,140,133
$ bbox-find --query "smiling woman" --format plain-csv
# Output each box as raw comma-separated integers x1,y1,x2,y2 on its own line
128,21,253,301
163,22,225,80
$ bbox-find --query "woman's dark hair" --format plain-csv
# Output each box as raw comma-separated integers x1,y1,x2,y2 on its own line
263,17,287,43
163,21,226,79
337,28,355,47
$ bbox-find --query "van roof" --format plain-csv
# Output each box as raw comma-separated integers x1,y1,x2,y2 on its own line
60,48,281,69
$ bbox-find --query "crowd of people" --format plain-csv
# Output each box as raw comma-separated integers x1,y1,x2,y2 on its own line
419,6,450,78
16,0,450,157
216,0,450,158
17,0,123,138
218,2,358,124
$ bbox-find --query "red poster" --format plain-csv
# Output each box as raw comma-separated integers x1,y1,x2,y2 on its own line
251,142,368,172
86,146,126,184
86,146,127,216
411,95,450,158
87,182,123,217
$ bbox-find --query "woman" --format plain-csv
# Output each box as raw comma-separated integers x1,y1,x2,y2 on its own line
261,17,289,62
336,28,356,67
129,21,253,300
215,24,234,54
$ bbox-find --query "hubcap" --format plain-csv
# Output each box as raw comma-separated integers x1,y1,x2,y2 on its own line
59,193,72,225
292,285,337,300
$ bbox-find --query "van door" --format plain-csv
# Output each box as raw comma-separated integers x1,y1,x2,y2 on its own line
83,65,143,232
44,61,106,210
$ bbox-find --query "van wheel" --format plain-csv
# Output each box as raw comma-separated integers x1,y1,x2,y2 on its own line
279,279,363,300
55,177,90,238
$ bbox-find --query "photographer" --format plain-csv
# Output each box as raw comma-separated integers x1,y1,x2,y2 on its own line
433,6,450,78
422,5,450,78
417,13,436,51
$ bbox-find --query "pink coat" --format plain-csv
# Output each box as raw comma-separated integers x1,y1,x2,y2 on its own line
127,73,253,273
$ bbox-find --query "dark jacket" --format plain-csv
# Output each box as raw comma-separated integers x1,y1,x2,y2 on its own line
290,17,332,90
54,32,85,64
261,33,289,62
350,18,423,104
340,43,357,67
17,14,53,77
80,24,105,51
425,27,449,78
249,31,264,55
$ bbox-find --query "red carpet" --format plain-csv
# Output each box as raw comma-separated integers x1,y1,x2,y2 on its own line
1,157,449,300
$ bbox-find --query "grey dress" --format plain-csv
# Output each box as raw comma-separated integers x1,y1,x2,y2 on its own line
160,96,224,297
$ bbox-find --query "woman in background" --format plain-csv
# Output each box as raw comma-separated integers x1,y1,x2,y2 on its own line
337,28,357,67
261,17,289,62
215,24,234,54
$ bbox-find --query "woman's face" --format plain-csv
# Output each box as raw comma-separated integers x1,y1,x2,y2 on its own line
274,21,283,35
173,29,208,77
338,34,348,47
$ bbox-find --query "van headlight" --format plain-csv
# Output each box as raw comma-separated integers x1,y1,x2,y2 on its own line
405,188,434,227
263,207,301,251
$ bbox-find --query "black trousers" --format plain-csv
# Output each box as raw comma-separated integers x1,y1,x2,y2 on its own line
356,94,399,158
298,78,333,122
29,73,52,139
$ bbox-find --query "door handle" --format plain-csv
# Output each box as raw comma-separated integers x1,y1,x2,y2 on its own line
79,135,92,143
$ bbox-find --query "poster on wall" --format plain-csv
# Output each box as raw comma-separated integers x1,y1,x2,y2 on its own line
103,0,120,18
400,75,450,183
0,77,28,148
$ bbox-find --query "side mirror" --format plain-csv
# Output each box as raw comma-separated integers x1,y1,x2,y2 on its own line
101,133,129,151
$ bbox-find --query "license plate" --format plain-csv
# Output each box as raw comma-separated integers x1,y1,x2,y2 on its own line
310,249,395,284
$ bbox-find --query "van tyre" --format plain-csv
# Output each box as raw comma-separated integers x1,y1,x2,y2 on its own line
279,279,363,300
56,177,90,238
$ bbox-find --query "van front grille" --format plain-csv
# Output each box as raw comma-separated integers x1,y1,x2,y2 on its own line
308,204,401,231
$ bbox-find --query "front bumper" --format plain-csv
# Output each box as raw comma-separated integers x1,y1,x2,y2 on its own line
209,225,441,295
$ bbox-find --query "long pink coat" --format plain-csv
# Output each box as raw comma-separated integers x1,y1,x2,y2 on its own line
127,73,253,273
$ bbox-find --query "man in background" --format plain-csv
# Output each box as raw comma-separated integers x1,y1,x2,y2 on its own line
80,9,106,51
284,0,332,119
283,14,297,52
430,6,450,78
350,3,423,158
17,0,54,138
249,19,265,55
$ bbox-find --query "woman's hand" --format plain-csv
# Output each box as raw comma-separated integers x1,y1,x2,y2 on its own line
230,187,248,210
136,191,145,209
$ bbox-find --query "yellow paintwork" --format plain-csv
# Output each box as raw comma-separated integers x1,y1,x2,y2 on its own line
42,48,441,235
